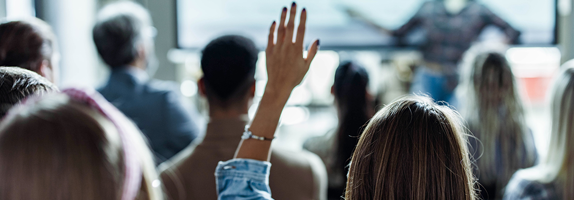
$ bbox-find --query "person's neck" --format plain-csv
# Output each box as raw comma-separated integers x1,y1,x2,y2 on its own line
209,106,249,121
444,0,469,14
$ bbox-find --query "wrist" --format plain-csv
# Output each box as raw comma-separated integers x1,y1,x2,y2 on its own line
264,82,294,100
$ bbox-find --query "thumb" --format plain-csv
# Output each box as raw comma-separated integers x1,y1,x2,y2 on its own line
305,39,320,66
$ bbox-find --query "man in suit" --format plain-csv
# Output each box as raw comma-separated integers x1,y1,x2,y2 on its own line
93,1,199,163
159,35,328,200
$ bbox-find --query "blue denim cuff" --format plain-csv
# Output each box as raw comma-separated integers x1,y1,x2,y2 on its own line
215,159,271,182
215,159,273,200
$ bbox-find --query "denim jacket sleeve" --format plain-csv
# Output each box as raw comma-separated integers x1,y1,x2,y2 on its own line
215,159,273,200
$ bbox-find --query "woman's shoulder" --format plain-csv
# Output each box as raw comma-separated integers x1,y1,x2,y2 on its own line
504,170,559,200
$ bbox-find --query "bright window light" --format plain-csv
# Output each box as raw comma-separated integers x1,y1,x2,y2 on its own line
6,0,35,19
180,80,198,97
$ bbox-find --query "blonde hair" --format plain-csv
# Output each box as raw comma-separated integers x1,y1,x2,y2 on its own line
0,93,162,200
517,63,574,199
458,50,536,194
345,96,476,200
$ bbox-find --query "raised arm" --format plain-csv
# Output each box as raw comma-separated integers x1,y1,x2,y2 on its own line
216,5,319,199
392,3,426,37
343,6,392,35
482,5,521,44
234,3,319,161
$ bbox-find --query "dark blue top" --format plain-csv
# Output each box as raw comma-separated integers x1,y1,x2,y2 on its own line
394,1,520,73
98,67,199,164
504,173,559,200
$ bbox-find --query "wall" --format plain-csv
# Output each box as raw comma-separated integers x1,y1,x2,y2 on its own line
38,0,101,87
559,0,574,63
0,0,6,18
136,0,177,81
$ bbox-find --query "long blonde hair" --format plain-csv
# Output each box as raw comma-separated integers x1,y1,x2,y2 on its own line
0,93,162,200
517,63,574,199
458,51,536,193
345,96,476,200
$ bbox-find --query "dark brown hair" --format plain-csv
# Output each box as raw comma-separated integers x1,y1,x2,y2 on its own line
345,96,476,200
0,19,57,72
332,61,371,193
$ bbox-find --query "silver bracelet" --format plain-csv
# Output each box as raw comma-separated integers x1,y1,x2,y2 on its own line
241,126,275,141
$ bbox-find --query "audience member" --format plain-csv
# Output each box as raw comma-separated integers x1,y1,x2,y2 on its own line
304,61,373,199
504,63,574,200
344,96,477,200
214,5,475,200
160,34,327,200
0,18,59,83
457,49,537,199
215,4,321,199
0,67,57,118
93,1,199,163
0,88,161,200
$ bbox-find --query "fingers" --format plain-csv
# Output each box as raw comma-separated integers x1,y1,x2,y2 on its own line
295,8,307,47
277,7,288,45
267,21,277,51
284,2,297,44
305,39,320,65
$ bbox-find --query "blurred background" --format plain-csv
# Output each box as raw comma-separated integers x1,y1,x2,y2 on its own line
5,0,573,160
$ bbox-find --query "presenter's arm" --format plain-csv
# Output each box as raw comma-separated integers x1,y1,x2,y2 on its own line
482,5,521,44
343,6,392,35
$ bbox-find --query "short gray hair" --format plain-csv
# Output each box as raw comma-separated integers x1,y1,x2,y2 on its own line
0,67,58,118
92,1,153,68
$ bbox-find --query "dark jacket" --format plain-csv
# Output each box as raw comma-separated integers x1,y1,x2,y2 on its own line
99,67,199,163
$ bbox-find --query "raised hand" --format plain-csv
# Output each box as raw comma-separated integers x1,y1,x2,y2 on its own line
234,3,319,161
265,2,319,94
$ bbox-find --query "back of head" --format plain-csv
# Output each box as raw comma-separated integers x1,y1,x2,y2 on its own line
471,53,515,101
548,64,574,166
201,35,258,108
0,94,124,199
346,96,476,200
93,1,152,68
0,67,57,118
333,61,370,113
0,18,57,72
332,61,370,180
0,92,161,200
463,52,534,187
531,63,574,198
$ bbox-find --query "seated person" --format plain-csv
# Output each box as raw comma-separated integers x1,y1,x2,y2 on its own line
342,95,476,200
0,88,162,199
159,34,327,200
304,61,373,199
0,18,59,83
215,5,476,200
457,49,537,199
504,62,574,200
0,67,57,118
93,1,199,163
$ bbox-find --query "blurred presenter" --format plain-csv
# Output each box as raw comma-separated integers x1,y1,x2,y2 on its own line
347,0,520,103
